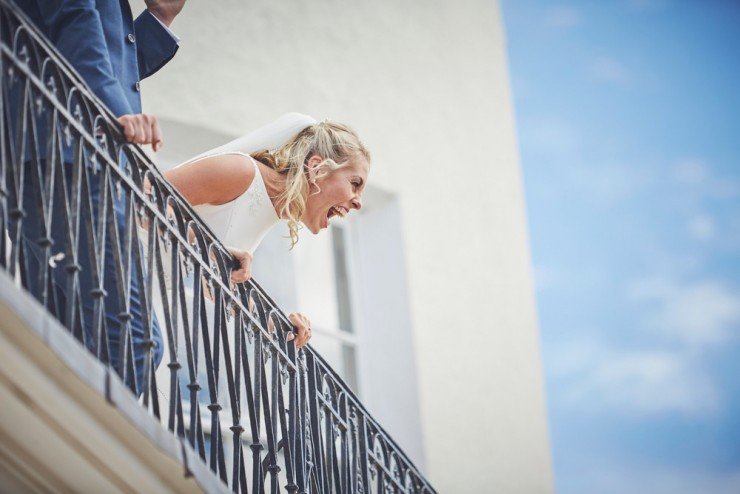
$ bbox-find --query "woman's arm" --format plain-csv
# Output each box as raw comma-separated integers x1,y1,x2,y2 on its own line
163,153,256,206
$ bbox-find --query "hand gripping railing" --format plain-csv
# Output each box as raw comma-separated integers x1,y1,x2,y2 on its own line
0,2,435,493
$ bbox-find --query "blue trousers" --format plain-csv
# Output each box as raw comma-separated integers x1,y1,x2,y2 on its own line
11,159,163,393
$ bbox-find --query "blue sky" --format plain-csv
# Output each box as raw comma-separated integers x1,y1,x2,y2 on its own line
501,1,740,492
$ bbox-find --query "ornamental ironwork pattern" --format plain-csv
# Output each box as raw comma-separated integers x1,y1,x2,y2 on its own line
0,2,435,493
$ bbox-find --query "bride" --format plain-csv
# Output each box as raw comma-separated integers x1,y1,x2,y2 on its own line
161,113,371,350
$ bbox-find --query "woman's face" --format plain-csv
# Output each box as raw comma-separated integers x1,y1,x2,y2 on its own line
303,153,370,233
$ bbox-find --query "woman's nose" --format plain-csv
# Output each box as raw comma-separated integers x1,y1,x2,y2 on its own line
351,197,362,210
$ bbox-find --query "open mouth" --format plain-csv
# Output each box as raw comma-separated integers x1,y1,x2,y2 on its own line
326,206,348,225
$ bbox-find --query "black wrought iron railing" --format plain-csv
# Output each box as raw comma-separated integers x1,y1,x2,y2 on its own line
0,2,435,493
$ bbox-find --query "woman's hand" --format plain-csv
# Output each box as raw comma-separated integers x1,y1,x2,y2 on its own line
287,312,312,349
226,246,252,284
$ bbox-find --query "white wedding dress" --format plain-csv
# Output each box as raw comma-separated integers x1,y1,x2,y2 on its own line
189,155,278,254
181,112,317,253
150,113,316,413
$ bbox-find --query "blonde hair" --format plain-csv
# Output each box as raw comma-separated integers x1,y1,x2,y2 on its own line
252,121,370,247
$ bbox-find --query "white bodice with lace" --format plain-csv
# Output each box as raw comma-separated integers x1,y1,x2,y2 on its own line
188,152,280,255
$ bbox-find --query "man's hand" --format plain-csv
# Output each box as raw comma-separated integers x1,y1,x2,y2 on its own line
145,0,187,27
286,313,312,350
117,114,163,151
227,246,252,284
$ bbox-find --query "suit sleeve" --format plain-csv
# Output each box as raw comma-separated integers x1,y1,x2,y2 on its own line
134,12,179,80
34,0,133,116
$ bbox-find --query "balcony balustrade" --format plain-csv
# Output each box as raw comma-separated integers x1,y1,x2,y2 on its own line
0,2,435,492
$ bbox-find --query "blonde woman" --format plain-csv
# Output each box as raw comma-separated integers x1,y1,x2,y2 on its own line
163,113,371,350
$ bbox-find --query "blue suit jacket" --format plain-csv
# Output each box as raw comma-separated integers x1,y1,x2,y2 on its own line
16,0,179,117
12,0,177,389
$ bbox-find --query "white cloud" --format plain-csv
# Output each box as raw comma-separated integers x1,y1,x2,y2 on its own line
588,352,718,416
576,161,653,206
533,265,559,292
628,277,740,346
570,464,740,494
548,339,604,379
525,116,581,157
589,57,635,87
556,344,720,418
625,0,672,13
673,159,708,184
543,6,582,29
551,274,740,420
524,115,656,205
687,214,715,241
672,158,740,199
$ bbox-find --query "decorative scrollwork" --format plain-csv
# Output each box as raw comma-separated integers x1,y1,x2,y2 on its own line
0,1,435,492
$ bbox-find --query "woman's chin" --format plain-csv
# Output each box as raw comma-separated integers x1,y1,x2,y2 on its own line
309,219,323,234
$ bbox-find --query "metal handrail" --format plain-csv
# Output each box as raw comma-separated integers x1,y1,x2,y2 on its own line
0,2,435,493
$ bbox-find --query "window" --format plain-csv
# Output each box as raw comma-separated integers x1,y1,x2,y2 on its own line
292,221,360,393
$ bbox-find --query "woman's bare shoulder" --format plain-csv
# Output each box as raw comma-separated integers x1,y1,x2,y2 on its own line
164,153,256,206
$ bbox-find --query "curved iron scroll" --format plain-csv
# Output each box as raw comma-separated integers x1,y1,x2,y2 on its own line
0,2,435,493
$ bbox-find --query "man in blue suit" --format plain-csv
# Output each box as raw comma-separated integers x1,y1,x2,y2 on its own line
13,0,186,394
16,0,184,141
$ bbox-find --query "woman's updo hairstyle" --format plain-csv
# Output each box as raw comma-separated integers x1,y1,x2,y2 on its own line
252,121,370,246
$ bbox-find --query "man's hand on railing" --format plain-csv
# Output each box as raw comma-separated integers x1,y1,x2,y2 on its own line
227,246,252,284
145,0,187,27
117,113,163,152
287,313,312,350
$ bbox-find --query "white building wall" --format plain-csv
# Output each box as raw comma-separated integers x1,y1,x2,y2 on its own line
136,0,552,491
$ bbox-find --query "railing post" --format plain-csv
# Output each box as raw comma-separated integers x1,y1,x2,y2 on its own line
356,409,371,493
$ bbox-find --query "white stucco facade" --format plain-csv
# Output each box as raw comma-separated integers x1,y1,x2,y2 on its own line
135,0,553,491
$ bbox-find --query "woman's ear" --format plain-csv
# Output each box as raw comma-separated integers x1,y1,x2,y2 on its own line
305,153,324,181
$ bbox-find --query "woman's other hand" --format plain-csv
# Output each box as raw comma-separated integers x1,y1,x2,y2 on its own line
227,246,252,284
287,313,312,349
